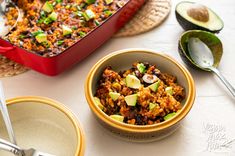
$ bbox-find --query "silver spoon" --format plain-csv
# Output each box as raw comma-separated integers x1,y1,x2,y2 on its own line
0,81,17,144
0,0,21,37
188,37,235,97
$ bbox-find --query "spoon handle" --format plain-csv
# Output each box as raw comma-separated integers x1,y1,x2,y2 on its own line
0,138,22,156
0,82,17,144
210,67,235,97
0,142,19,155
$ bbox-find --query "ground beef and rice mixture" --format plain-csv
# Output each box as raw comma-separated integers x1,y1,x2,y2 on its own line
94,62,185,125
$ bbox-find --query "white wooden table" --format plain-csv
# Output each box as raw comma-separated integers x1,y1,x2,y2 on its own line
1,0,235,155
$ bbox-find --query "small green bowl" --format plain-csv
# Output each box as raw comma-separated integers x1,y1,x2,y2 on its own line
178,30,223,71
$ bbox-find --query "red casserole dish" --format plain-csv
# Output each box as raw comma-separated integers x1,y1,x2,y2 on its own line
0,0,145,76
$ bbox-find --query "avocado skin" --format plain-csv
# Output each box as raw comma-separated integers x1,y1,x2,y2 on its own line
175,10,223,34
178,40,197,69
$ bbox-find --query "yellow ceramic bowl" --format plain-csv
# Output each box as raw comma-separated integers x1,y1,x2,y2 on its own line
0,96,85,156
85,49,196,142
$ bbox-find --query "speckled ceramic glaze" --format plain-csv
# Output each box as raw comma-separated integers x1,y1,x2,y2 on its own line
85,49,196,142
0,96,85,156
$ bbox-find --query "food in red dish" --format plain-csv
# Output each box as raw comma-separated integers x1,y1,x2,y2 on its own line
4,0,128,57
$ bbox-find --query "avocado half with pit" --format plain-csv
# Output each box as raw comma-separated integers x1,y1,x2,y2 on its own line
175,1,224,33
178,30,223,71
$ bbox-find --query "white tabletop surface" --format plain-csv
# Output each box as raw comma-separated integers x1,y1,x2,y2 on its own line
1,0,235,156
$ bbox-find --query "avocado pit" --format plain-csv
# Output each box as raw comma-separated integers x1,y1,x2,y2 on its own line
187,4,209,22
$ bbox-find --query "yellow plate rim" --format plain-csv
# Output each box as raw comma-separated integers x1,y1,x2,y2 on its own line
6,96,85,156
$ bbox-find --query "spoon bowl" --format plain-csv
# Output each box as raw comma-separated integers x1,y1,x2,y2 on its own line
188,37,214,69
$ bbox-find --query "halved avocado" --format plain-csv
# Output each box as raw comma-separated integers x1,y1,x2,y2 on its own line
175,1,223,33
178,30,223,71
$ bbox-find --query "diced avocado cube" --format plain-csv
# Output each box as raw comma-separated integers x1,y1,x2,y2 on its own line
76,11,83,17
35,33,47,43
43,18,53,24
149,103,157,111
94,97,104,110
56,0,62,3
76,5,82,11
32,30,44,37
80,2,86,8
110,115,124,122
164,112,176,121
109,92,120,101
78,31,86,37
40,10,46,18
94,19,100,26
126,74,141,89
83,9,96,21
62,25,72,36
124,94,138,106
48,12,58,21
84,0,96,5
57,40,64,46
104,10,112,17
148,80,160,92
42,1,54,13
105,0,113,5
165,87,173,95
19,34,26,39
137,63,146,74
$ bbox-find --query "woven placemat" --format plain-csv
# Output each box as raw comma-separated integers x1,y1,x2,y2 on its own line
115,0,171,37
0,55,28,77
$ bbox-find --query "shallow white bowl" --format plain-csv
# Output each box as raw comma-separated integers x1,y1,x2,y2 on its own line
0,96,85,156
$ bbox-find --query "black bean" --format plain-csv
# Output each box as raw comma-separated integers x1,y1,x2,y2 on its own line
136,114,142,125
47,30,53,34
135,104,141,111
134,70,142,78
123,117,128,123
143,62,150,68
159,117,164,122
29,16,35,20
51,27,56,31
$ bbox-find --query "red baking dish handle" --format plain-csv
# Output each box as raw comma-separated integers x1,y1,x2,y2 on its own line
0,46,15,53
